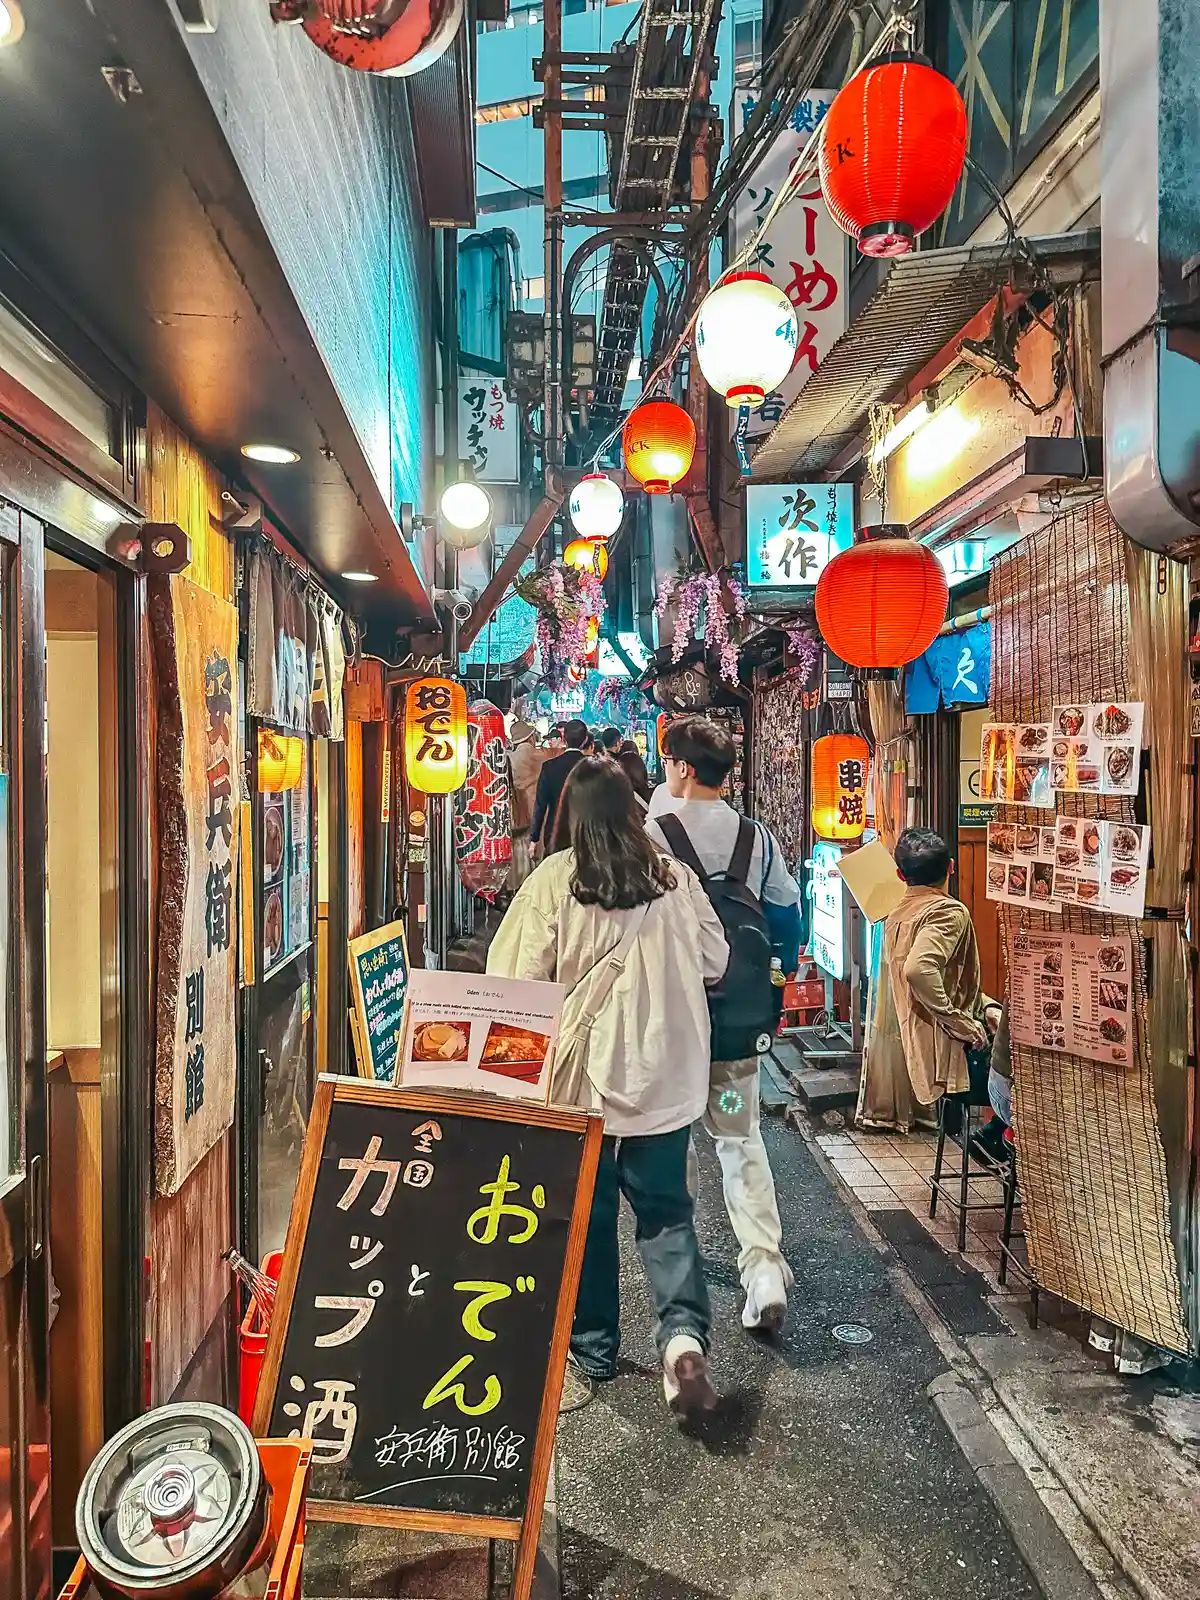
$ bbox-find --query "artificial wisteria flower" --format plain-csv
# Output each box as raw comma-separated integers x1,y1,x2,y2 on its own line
784,622,822,683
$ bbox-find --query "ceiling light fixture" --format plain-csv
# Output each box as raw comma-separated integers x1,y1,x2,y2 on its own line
241,443,300,465
0,2,25,47
340,570,378,583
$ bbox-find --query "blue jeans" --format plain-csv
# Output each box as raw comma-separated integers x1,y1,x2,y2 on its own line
571,1126,712,1379
989,1068,1012,1127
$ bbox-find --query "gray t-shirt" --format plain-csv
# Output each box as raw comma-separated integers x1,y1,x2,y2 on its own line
646,793,799,907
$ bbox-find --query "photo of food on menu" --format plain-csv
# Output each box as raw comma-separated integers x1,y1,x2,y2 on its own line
397,969,565,1102
1049,702,1144,797
985,821,1060,906
1052,817,1150,918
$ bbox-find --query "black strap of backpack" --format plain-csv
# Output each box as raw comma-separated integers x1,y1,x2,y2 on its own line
655,813,707,881
727,817,757,887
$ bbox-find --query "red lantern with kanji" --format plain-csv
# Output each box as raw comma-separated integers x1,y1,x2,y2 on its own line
455,701,512,900
623,400,696,495
815,525,948,670
811,733,870,841
819,53,967,259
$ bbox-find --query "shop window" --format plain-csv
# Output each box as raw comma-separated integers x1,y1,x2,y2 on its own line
262,739,312,979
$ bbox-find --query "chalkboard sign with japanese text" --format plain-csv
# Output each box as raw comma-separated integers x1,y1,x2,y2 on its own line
253,1077,601,1593
348,922,409,1084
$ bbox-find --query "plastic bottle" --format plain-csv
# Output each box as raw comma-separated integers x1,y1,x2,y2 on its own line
770,957,787,987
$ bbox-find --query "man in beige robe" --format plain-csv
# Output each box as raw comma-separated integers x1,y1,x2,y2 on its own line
884,828,996,1110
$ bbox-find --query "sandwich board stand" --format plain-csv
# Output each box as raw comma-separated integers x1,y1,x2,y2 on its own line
253,1074,603,1599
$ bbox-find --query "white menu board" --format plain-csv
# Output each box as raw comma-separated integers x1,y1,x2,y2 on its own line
1049,702,1144,797
1052,816,1150,917
1008,929,1134,1065
985,821,1059,907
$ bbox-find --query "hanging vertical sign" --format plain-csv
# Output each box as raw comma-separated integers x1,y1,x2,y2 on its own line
455,702,513,901
459,378,520,483
731,89,846,440
149,576,242,1196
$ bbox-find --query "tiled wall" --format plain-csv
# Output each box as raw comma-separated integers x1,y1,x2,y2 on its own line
179,10,434,516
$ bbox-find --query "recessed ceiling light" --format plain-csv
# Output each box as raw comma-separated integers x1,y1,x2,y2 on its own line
241,443,300,464
340,570,378,583
0,2,26,48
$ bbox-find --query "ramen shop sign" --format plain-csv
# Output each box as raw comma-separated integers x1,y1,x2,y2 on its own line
405,677,469,796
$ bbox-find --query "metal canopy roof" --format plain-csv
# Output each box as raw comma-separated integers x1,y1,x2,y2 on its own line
750,231,1100,481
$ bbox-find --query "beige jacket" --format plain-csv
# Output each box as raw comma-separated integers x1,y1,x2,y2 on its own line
486,849,728,1136
508,737,546,833
884,886,991,1105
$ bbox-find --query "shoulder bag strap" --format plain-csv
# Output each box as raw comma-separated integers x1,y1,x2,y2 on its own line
557,901,653,1041
655,813,707,879
728,816,757,886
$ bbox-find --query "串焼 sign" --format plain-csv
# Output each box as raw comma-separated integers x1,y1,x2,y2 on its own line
149,576,241,1196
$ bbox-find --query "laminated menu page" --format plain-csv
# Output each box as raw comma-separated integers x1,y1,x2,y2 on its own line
978,723,1053,808
1049,702,1144,797
985,820,1059,907
1052,817,1150,917
1008,928,1134,1066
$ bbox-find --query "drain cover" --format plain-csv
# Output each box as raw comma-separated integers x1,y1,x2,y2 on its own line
832,1322,874,1345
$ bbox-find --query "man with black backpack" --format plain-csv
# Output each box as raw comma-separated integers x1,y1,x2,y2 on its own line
647,718,799,1336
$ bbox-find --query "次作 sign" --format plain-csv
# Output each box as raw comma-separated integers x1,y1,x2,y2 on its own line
746,483,854,588
149,576,241,1196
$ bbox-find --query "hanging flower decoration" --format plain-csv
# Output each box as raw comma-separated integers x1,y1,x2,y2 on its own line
514,561,607,688
784,622,822,684
655,571,747,687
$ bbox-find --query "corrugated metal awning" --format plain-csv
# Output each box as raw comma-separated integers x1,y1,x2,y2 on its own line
750,230,1100,480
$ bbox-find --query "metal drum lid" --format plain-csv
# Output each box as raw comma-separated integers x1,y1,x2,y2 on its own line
76,1403,267,1597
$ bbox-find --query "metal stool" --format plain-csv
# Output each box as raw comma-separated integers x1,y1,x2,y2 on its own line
998,1143,1041,1327
929,1090,1008,1253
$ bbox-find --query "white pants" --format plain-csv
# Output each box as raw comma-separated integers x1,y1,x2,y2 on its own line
689,1057,793,1293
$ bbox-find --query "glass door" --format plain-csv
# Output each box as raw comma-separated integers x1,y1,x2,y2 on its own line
0,506,52,1600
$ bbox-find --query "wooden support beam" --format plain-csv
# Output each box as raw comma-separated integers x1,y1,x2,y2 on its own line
458,489,565,651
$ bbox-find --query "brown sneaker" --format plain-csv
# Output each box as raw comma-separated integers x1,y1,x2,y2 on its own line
662,1336,719,1415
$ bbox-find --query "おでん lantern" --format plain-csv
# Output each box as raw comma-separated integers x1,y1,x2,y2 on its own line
815,525,948,670
455,700,512,899
811,733,870,841
819,53,967,259
563,536,610,581
695,272,799,408
569,472,624,538
257,729,305,792
404,677,468,795
623,400,696,495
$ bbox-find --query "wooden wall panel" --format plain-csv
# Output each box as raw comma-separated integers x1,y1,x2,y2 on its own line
957,832,1003,1001
144,403,237,1402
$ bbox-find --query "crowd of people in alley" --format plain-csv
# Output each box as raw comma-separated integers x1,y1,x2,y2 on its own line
493,713,1011,1421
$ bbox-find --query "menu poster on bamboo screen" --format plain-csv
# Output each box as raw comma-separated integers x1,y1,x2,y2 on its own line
1007,929,1135,1066
254,1077,602,1590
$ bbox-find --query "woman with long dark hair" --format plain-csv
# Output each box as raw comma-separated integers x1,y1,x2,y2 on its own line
488,756,728,1416
616,739,653,805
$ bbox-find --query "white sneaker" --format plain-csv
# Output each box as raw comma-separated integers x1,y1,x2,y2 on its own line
742,1262,788,1335
662,1334,719,1415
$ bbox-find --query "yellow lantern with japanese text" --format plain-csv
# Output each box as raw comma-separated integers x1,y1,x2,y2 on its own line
257,729,304,792
811,733,869,840
563,536,610,581
405,677,468,795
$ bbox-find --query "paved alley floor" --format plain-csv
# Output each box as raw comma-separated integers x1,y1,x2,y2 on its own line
554,1120,1043,1600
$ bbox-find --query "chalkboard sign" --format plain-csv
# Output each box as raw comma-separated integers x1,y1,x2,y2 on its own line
348,921,409,1083
253,1077,602,1593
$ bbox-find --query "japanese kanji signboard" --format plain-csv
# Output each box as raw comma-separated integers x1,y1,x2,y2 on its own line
459,377,520,483
348,921,410,1084
745,482,853,587
149,576,241,1196
732,89,846,441
254,1079,601,1597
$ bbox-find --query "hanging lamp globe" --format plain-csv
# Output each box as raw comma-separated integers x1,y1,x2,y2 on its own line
695,272,799,408
814,525,948,670
563,536,610,581
568,472,624,537
622,400,696,495
819,52,967,259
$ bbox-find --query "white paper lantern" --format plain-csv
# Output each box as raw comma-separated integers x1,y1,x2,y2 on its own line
695,271,799,409
568,472,624,538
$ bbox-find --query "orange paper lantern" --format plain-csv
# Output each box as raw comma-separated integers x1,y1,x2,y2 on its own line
563,536,610,581
404,676,468,795
622,400,696,495
815,526,948,670
811,734,870,840
819,53,967,259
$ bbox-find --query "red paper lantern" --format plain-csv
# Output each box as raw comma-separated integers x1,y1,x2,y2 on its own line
622,401,696,495
819,53,967,259
297,0,463,78
811,734,870,841
455,701,512,900
815,526,948,670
